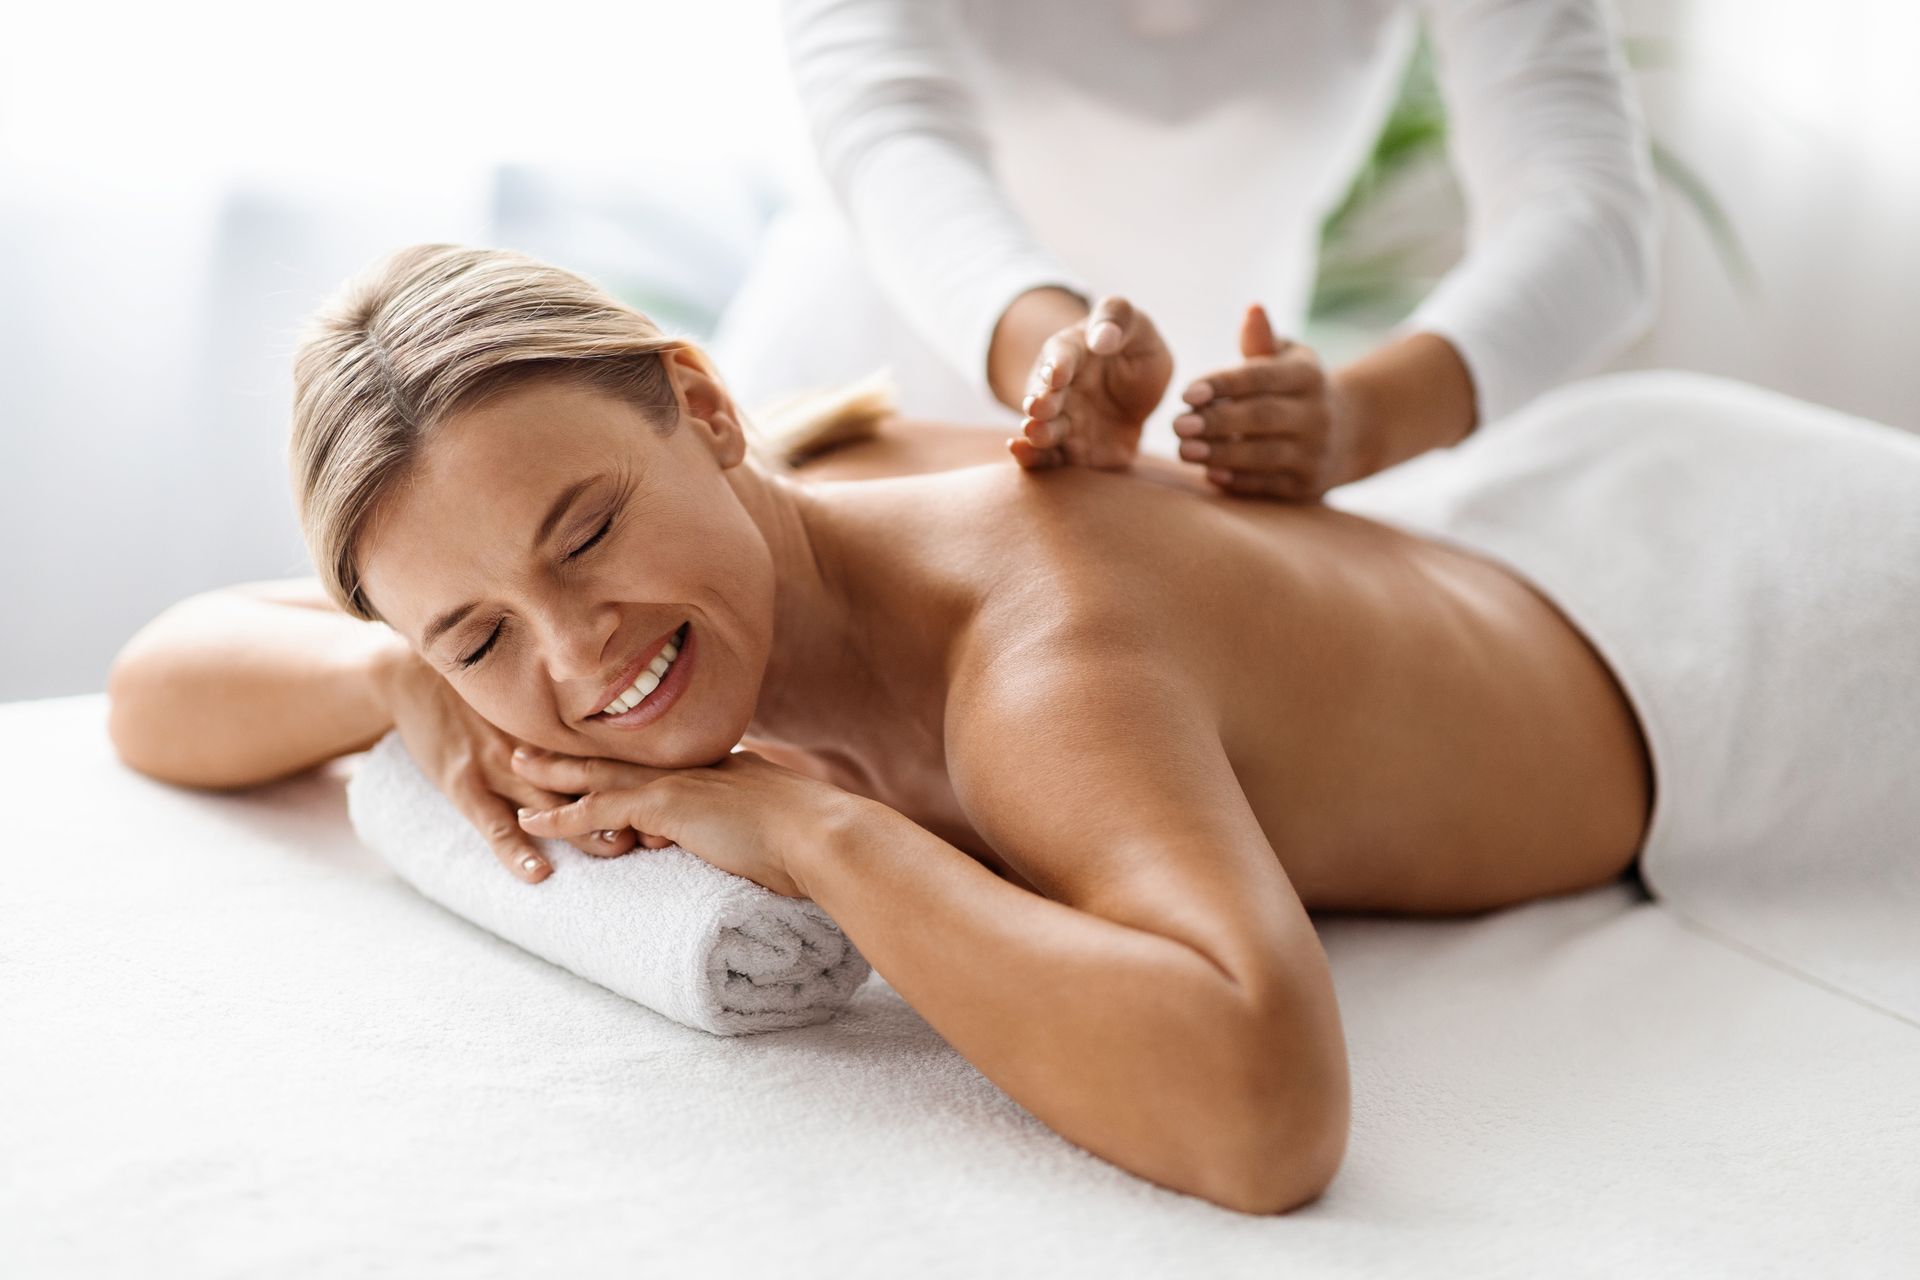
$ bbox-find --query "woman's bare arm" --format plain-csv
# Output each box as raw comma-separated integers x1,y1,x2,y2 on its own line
782,651,1350,1214
106,578,414,789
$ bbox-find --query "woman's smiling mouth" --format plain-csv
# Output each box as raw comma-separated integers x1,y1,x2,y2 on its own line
589,621,695,728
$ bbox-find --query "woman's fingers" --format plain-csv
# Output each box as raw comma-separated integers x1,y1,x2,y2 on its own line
511,747,665,794
499,757,636,858
496,778,628,858
512,750,672,857
447,767,552,883
570,824,639,857
518,777,686,844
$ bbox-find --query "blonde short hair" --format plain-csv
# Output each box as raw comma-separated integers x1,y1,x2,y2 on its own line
288,243,892,624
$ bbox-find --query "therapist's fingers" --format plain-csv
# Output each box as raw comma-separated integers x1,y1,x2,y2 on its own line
1085,295,1138,356
1008,434,1065,469
1022,393,1077,448
1183,351,1320,405
1024,335,1084,422
1204,467,1320,502
1180,434,1311,474
1173,393,1324,442
1046,405,1129,469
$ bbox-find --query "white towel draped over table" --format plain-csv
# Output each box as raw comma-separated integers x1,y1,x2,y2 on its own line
1332,370,1920,1025
6,693,1918,1276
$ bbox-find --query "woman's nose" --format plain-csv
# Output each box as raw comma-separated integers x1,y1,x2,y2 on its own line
533,596,619,682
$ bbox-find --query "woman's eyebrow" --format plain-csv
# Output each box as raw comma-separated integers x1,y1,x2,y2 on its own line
418,473,605,652
529,474,604,552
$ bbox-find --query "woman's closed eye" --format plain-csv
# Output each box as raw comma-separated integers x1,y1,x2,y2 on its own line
456,512,618,669
567,515,614,561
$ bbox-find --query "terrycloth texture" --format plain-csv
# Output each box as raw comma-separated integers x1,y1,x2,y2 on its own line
1332,370,1920,1026
7,695,1919,1278
344,729,871,1036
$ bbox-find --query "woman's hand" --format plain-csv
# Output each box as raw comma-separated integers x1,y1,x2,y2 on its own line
372,645,642,883
1009,295,1174,472
1173,304,1370,502
511,747,862,900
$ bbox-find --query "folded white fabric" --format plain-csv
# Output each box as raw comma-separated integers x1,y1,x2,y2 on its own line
1333,370,1920,1025
344,730,871,1036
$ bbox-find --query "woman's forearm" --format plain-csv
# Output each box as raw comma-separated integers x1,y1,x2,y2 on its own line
106,589,415,790
792,799,1334,1215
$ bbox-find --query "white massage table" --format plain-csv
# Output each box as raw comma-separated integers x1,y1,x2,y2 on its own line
5,693,1917,1276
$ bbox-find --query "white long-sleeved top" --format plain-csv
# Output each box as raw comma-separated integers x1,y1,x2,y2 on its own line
711,0,1661,459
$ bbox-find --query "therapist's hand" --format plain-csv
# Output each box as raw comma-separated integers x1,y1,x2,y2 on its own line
373,646,646,884
1009,295,1174,471
1174,304,1367,501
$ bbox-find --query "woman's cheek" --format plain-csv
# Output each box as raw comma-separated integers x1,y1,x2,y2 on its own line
469,684,555,752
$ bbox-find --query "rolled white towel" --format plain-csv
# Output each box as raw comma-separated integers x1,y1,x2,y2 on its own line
344,730,872,1036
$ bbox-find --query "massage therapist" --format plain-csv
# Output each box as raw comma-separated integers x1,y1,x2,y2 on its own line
711,0,1663,500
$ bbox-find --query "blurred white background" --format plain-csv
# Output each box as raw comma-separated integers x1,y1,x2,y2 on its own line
3,0,1916,701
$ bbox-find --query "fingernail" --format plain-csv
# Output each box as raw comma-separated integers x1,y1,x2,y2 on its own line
1038,361,1054,383
521,854,546,875
596,829,619,842
1173,413,1204,436
517,807,539,822
1089,322,1121,352
512,746,530,759
1184,382,1213,406
1179,440,1210,461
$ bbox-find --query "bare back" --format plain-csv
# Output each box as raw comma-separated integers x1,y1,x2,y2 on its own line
783,425,1652,916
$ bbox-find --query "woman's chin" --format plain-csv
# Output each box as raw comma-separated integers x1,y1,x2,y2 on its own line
572,713,751,769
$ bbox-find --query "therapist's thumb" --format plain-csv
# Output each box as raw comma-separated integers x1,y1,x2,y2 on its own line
1086,296,1136,356
1240,303,1283,359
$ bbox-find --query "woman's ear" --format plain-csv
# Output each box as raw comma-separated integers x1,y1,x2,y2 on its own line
665,346,748,469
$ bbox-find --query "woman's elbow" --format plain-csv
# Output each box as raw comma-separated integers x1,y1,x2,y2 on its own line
1180,1004,1351,1214
1208,1068,1350,1215
105,619,228,789
105,643,184,784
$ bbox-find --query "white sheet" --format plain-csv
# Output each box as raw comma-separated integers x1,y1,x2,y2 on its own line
1333,370,1920,1026
5,694,1917,1277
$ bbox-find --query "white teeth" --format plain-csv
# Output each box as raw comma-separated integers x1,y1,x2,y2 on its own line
599,632,684,716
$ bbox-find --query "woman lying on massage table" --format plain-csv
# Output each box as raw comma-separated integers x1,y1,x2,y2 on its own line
107,245,1656,1216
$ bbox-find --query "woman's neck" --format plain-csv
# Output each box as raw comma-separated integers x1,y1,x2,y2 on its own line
726,461,969,761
